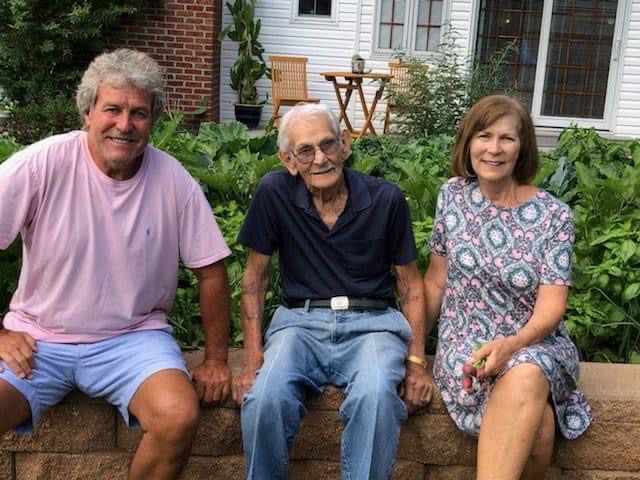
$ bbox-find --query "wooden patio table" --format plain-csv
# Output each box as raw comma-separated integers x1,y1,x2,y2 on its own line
320,71,393,139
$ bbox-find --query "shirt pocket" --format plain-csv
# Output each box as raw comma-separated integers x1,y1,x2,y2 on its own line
346,238,387,281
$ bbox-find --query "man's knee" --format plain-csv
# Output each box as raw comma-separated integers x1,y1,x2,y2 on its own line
144,394,199,442
344,376,403,418
131,371,200,442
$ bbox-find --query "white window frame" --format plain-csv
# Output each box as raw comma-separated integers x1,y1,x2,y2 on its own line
470,0,629,131
291,0,339,25
530,0,628,130
372,0,450,59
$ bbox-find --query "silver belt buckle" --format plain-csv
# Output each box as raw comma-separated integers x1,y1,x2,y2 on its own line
330,296,349,310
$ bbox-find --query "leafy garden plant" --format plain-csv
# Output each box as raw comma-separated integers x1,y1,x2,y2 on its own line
2,121,639,362
537,127,640,363
386,34,515,138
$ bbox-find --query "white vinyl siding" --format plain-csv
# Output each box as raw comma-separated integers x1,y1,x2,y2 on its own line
220,0,386,128
220,0,640,138
614,1,640,137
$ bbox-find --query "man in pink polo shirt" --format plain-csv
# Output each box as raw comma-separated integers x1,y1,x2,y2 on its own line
0,49,232,479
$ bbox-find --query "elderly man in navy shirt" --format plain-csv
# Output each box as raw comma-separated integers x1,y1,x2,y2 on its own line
232,103,433,479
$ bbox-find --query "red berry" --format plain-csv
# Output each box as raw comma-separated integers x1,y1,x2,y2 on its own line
462,376,473,391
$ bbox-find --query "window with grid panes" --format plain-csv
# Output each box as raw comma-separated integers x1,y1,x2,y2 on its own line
476,0,618,119
377,0,445,54
298,0,332,16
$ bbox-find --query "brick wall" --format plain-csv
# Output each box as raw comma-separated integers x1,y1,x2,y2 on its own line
105,0,223,128
2,351,640,479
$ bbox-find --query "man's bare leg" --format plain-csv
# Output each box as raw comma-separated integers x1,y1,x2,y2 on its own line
0,379,31,434
128,369,200,480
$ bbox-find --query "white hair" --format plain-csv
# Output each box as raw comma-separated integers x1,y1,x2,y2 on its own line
277,103,340,152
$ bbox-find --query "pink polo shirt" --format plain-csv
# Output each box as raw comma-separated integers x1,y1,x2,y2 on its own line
0,131,231,343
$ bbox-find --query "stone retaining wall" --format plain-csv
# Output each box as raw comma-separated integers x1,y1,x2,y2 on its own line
1,350,639,479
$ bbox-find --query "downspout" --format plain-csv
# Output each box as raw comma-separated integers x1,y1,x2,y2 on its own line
354,0,362,55
352,0,363,124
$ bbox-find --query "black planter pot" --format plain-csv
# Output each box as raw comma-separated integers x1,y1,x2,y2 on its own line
234,103,263,128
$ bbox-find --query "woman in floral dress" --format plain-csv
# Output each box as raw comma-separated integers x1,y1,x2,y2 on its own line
424,95,591,479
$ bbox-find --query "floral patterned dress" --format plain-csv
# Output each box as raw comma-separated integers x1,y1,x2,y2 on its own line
430,177,592,439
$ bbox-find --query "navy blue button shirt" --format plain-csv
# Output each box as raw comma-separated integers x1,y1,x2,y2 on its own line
238,168,417,301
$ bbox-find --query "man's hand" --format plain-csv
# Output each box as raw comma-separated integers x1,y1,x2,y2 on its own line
232,359,262,405
0,330,37,379
399,362,434,414
190,358,232,405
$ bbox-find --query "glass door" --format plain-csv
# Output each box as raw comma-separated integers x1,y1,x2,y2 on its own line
476,0,624,129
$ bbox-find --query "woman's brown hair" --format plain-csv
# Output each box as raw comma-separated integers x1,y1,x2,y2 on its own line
451,95,539,184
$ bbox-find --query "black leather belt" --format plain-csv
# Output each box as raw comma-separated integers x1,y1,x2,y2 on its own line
286,296,392,310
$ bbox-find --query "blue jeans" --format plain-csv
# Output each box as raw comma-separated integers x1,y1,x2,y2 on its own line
241,306,411,480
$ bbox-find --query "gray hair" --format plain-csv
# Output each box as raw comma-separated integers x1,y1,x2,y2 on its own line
278,103,340,152
76,49,165,123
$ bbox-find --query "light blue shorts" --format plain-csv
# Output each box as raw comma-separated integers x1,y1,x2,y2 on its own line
0,328,189,433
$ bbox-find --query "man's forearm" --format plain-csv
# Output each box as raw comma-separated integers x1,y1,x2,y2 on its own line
401,293,427,357
240,274,269,365
197,263,231,362
396,263,428,358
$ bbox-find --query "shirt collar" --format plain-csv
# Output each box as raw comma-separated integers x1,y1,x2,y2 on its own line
292,167,372,215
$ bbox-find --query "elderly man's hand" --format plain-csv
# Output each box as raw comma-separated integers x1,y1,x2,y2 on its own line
0,330,37,379
191,358,232,405
232,360,262,405
400,362,434,414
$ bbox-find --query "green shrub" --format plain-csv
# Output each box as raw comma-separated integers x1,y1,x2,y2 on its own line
0,138,22,162
6,96,81,145
387,35,514,138
0,0,163,143
150,118,282,347
2,118,639,362
536,127,640,363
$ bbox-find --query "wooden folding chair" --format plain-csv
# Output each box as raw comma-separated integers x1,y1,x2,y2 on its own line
383,62,428,134
269,55,320,127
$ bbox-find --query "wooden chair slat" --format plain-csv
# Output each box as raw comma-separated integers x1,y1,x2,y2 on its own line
269,55,320,127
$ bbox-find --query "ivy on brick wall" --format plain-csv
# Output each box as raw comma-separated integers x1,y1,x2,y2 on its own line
0,0,164,143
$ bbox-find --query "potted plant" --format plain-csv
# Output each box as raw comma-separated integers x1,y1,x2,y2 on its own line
220,0,267,128
351,54,365,74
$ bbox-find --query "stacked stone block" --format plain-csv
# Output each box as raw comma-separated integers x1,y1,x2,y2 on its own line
1,352,639,479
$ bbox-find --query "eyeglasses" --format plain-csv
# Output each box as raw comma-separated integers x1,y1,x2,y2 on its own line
289,137,341,164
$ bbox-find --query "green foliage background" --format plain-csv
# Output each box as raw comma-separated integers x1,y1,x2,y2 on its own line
385,36,515,138
0,0,163,143
1,123,638,362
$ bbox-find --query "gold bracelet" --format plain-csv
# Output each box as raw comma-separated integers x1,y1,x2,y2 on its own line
406,355,428,369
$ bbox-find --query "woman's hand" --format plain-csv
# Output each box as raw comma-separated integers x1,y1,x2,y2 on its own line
471,336,520,379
